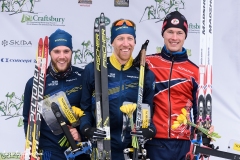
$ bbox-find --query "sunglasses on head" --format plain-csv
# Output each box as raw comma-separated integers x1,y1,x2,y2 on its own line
112,19,136,29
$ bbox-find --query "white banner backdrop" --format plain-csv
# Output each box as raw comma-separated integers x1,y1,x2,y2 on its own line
0,0,239,159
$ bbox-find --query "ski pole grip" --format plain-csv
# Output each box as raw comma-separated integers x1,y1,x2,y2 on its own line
141,40,149,50
140,40,149,66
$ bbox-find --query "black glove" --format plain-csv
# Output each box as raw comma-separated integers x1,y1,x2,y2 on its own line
133,50,149,70
130,127,156,140
199,134,219,159
133,40,149,70
202,133,211,146
81,125,106,140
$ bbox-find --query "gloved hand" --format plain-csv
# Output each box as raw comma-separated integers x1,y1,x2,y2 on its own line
130,127,156,140
81,125,106,140
132,49,149,70
132,40,149,70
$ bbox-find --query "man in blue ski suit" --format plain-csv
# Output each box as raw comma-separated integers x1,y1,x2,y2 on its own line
79,19,157,160
22,29,90,160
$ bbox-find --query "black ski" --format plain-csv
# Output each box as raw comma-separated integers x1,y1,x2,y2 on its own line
94,13,111,160
193,144,240,160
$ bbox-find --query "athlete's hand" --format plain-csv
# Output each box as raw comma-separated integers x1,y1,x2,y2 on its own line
132,40,149,70
208,125,214,135
81,125,106,140
130,127,156,140
68,125,81,142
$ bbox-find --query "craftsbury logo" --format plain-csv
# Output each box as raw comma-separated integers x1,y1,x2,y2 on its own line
139,0,185,23
1,0,66,26
0,92,24,127
188,23,200,33
21,14,66,26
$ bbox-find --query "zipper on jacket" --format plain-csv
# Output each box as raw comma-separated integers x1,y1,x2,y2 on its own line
168,56,175,138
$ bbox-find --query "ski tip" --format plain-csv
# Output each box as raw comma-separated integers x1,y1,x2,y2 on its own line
99,13,105,23
94,18,99,29
38,38,43,45
44,36,49,44
100,12,105,17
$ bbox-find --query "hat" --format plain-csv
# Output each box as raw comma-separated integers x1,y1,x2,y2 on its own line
111,19,136,44
162,11,188,38
49,29,73,53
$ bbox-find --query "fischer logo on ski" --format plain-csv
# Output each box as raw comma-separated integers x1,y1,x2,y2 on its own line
93,12,111,160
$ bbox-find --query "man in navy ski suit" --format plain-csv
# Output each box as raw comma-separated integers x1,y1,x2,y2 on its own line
22,29,90,160
79,19,156,160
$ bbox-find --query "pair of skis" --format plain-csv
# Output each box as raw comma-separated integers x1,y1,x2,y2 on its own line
186,0,214,159
198,0,214,136
24,37,48,160
93,13,111,160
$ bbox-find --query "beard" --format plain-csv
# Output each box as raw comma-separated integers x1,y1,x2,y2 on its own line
51,60,71,73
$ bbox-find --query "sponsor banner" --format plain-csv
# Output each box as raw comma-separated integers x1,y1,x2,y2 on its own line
0,1,239,160
188,23,200,33
78,0,92,7
1,40,32,47
114,0,129,7
0,58,36,63
21,14,66,26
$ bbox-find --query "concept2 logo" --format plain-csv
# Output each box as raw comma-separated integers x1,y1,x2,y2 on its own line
0,58,36,63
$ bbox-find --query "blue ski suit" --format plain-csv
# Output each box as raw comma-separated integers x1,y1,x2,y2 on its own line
80,55,156,160
23,66,90,160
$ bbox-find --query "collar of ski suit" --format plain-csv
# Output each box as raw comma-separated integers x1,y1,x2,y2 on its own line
160,45,188,62
163,45,186,55
110,53,133,71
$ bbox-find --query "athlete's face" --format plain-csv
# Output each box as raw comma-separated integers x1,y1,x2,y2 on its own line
112,34,135,65
50,46,72,72
163,28,185,52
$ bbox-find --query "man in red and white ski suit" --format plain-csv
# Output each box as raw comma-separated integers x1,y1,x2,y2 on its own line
144,11,214,160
